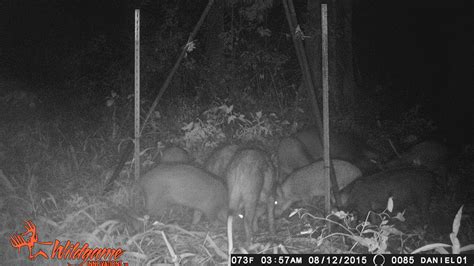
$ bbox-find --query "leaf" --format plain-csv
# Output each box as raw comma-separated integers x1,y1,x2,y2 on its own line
317,236,324,246
460,244,474,253
362,229,378,235
435,247,449,254
393,212,406,222
106,98,114,107
227,115,236,124
332,210,349,219
349,235,372,248
382,226,404,236
289,208,301,218
387,197,394,212
219,104,233,114
450,232,460,254
181,122,194,131
452,205,463,236
367,237,380,253
411,243,451,254
379,235,388,253
413,158,422,166
185,41,196,52
360,221,371,227
257,27,272,37
153,111,161,119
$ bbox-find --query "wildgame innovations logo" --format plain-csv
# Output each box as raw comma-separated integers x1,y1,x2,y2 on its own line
10,220,128,265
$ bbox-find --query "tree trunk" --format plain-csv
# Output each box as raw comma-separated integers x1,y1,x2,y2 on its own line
328,0,339,113
338,0,356,107
205,0,225,67
305,0,322,97
327,0,356,113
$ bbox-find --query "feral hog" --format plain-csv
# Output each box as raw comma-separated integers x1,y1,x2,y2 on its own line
226,148,276,245
140,164,228,224
275,159,362,216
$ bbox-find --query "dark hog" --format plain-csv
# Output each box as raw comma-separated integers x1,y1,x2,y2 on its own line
276,137,313,184
161,146,193,163
385,140,448,185
339,168,434,223
226,148,276,245
277,127,385,181
294,127,386,173
275,159,362,216
139,163,228,224
204,144,240,180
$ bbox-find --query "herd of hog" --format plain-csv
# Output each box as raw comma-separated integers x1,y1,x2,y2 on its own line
139,126,449,244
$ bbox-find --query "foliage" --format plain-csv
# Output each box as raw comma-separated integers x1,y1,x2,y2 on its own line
182,102,282,153
411,206,474,254
281,198,474,255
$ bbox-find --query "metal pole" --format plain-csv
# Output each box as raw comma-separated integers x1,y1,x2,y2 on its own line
134,9,140,181
321,4,331,215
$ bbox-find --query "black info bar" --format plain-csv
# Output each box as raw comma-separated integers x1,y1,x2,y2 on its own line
230,254,474,266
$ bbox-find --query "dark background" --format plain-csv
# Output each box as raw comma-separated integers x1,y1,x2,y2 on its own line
1,0,473,146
